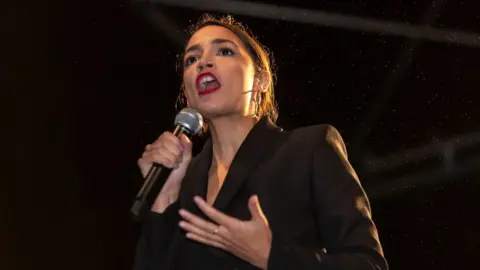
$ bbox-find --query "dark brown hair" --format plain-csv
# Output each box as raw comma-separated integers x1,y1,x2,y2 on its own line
175,14,278,123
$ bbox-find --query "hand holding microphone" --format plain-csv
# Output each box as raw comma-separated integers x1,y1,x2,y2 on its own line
131,108,203,221
137,132,192,213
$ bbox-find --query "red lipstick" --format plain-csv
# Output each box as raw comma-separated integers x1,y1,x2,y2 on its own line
196,72,221,96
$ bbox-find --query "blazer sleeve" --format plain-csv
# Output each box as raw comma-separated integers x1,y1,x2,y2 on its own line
267,125,388,270
132,201,180,270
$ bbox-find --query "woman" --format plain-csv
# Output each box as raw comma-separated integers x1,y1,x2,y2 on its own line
133,14,388,270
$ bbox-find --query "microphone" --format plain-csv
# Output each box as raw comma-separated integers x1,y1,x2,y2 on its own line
130,108,204,221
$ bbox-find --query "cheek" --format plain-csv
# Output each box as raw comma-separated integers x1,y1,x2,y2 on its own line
225,63,254,91
241,67,255,91
236,59,256,89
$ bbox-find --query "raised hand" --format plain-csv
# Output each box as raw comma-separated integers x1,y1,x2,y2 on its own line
179,195,272,269
138,132,192,213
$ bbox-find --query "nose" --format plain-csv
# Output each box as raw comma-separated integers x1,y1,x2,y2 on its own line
196,59,215,72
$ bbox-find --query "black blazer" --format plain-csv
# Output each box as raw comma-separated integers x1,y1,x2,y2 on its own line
133,117,388,270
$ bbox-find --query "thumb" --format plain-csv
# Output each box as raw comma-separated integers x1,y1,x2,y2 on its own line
248,195,267,223
179,134,192,159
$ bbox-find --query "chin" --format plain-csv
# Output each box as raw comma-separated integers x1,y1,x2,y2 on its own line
193,102,234,120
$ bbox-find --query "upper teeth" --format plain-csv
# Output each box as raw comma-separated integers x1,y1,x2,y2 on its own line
200,76,215,84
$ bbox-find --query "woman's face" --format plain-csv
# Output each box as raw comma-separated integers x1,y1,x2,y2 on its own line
182,25,257,119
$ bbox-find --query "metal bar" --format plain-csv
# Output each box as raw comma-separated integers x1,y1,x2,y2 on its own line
363,131,480,172
136,0,480,48
365,156,480,200
348,0,446,160
136,6,186,48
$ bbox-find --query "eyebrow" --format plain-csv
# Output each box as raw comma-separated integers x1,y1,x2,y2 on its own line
185,38,239,55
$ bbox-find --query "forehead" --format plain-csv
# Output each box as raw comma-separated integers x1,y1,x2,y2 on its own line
186,25,243,48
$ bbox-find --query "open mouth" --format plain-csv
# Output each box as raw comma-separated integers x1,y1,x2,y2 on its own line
196,72,221,96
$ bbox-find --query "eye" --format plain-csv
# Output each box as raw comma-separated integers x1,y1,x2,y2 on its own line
218,47,234,56
184,56,198,67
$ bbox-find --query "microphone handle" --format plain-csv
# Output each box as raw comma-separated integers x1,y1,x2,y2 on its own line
130,125,187,221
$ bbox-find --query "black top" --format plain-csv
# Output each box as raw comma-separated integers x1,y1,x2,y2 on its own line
133,117,388,270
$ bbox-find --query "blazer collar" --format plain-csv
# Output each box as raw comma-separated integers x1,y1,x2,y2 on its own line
180,117,284,214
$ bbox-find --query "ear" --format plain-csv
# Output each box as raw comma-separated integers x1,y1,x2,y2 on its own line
180,84,191,107
254,70,270,93
185,89,190,107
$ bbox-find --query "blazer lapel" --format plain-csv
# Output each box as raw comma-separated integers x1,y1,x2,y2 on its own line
179,117,284,213
180,138,213,217
213,117,283,211
164,140,213,269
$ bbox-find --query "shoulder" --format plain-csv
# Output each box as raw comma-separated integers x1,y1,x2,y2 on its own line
288,124,348,156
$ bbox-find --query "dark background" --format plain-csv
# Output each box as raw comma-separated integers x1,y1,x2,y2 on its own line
4,0,479,269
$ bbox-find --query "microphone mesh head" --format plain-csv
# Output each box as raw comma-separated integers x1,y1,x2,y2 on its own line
174,108,204,135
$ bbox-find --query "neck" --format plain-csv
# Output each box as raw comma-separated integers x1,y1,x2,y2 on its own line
208,115,258,169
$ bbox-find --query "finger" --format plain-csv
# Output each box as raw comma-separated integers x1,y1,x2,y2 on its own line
179,134,192,151
150,146,182,167
143,149,177,169
161,132,184,151
154,151,179,169
185,232,228,251
179,209,220,235
155,135,185,166
194,196,239,228
151,140,181,160
137,157,152,177
138,151,154,167
162,138,183,155
179,135,192,160
179,221,225,243
248,195,267,223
